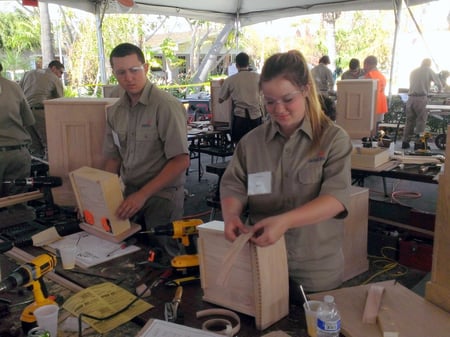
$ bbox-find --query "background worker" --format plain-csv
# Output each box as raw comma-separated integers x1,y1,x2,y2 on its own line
220,50,352,299
341,58,364,80
0,62,35,198
311,55,335,97
402,58,443,150
19,60,65,159
103,43,190,260
363,55,388,121
218,52,263,144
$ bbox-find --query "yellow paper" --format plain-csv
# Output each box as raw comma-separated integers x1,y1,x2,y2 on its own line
63,282,152,333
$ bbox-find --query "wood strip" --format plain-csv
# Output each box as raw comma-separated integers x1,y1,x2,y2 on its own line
0,190,44,208
369,216,434,237
377,306,399,337
216,231,253,287
362,285,385,323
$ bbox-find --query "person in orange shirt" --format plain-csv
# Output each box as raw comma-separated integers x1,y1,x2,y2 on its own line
363,55,388,121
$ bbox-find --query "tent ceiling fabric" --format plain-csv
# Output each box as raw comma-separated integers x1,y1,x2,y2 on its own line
39,0,435,25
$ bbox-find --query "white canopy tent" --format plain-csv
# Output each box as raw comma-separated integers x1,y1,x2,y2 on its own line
6,0,437,88
34,0,433,26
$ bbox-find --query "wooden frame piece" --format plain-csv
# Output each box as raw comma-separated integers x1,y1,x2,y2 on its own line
69,166,141,243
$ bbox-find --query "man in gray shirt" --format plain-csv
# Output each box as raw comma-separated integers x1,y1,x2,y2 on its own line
19,60,65,158
402,58,442,149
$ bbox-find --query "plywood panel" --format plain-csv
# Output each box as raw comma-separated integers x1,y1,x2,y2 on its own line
210,80,232,125
336,80,377,139
45,98,118,206
310,281,450,337
425,125,450,312
343,186,369,281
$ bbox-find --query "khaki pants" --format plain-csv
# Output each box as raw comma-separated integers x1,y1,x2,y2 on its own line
27,108,47,159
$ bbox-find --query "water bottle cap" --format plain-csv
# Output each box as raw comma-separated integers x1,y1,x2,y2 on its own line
324,295,334,303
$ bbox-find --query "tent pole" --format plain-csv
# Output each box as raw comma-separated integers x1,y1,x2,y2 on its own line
95,3,108,85
388,0,403,107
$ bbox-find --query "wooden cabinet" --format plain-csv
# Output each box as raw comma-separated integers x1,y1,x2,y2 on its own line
343,186,370,281
336,79,377,139
44,97,118,206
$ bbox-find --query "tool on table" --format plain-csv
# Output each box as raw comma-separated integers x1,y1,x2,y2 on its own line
106,237,138,257
140,219,203,271
1,176,62,188
165,275,200,287
0,253,57,334
0,241,13,253
164,286,183,323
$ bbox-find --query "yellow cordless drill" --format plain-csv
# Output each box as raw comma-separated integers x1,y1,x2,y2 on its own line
141,219,203,270
0,253,57,334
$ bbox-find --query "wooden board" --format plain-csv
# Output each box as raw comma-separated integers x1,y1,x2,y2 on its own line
336,79,377,138
425,125,450,312
45,97,118,206
198,221,289,330
343,186,369,281
210,80,232,126
310,281,450,337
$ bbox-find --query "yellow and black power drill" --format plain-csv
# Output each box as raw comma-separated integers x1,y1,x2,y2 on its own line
0,253,57,334
141,219,203,271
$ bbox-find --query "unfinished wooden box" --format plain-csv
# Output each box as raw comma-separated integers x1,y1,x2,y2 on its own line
343,186,369,281
336,79,378,139
351,146,390,169
69,166,141,242
197,221,289,330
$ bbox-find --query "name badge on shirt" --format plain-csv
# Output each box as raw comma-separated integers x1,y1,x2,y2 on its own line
112,130,121,149
248,171,272,195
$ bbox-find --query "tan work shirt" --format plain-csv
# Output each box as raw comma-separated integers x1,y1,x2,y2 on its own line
219,70,263,119
19,68,64,107
103,81,189,196
0,77,34,146
220,116,352,292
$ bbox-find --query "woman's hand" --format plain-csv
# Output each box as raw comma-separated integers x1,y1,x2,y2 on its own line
224,215,249,242
250,215,289,247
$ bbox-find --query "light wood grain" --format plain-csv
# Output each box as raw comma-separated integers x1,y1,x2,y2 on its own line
310,281,450,337
45,98,118,206
425,125,450,312
198,221,289,330
362,285,385,324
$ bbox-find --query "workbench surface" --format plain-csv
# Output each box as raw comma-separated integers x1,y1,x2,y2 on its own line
0,245,309,337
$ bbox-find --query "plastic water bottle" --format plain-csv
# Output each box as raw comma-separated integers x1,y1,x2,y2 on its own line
316,295,341,337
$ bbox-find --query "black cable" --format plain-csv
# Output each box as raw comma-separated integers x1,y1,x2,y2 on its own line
76,282,151,337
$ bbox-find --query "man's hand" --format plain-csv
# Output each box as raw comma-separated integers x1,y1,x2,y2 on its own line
116,190,147,219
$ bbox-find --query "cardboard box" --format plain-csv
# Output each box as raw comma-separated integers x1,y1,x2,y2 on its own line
351,146,390,169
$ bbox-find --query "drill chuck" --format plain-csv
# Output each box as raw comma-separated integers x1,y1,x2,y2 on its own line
0,267,31,293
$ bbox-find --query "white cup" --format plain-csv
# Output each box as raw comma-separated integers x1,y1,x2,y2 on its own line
59,245,77,269
34,304,59,337
303,300,323,337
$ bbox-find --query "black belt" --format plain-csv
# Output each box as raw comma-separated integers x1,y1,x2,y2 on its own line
408,94,427,97
0,145,27,152
30,105,44,109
